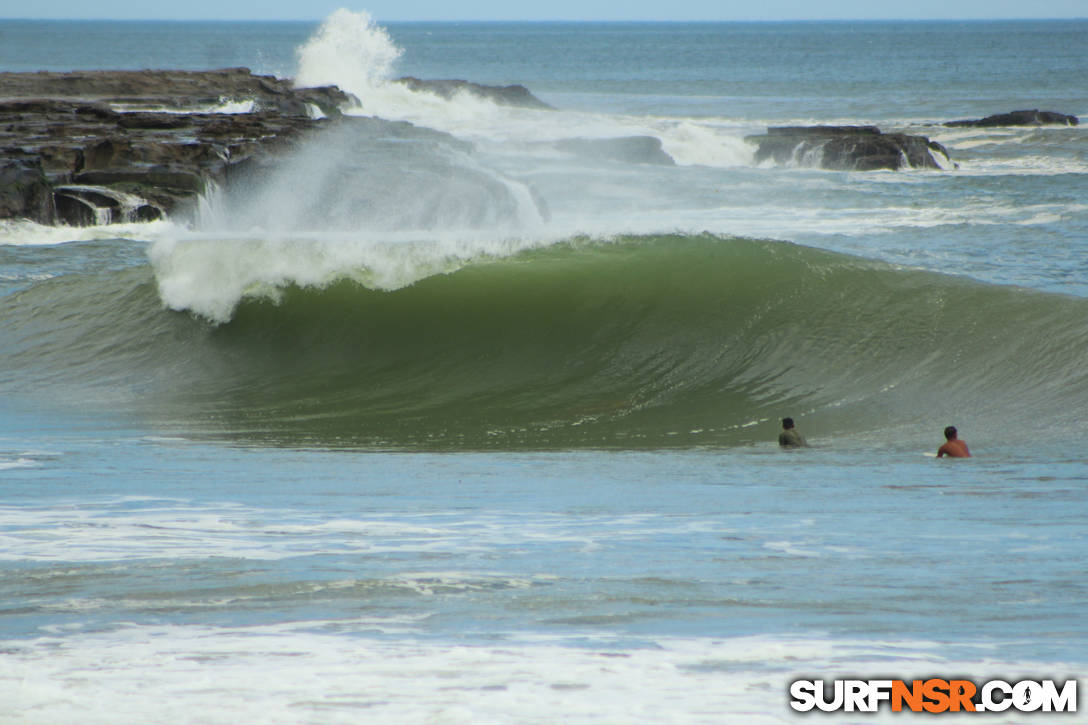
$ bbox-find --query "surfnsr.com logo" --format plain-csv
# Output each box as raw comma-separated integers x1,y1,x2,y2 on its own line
789,678,1078,713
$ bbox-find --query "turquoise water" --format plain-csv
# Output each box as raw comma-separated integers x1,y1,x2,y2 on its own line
1,14,1086,723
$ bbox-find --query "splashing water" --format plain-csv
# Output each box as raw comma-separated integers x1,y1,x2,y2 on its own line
294,9,403,99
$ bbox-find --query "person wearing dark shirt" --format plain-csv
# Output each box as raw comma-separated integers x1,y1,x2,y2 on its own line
778,417,807,448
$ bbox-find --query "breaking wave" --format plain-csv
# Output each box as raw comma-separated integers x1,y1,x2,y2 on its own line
3,233,1086,449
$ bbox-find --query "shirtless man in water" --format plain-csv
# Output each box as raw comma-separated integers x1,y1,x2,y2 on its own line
937,425,971,458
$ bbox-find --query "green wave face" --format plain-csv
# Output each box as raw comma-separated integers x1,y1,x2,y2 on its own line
4,234,1087,449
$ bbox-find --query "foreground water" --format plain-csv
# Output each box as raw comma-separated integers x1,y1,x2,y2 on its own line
3,408,1085,722
1,13,1087,723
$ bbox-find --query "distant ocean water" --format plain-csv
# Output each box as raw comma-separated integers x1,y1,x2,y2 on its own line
1,12,1086,723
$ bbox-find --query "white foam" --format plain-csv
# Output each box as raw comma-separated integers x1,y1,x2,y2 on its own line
213,99,257,115
763,540,821,557
147,232,554,324
953,155,1088,176
108,99,256,115
932,124,1081,148
657,120,755,167
1,625,1078,724
0,456,39,470
0,218,179,246
0,449,62,470
0,498,733,562
929,145,955,170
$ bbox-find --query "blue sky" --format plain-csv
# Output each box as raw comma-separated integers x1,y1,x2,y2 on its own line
2,0,1086,21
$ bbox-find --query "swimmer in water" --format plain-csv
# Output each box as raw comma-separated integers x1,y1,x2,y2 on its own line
936,425,971,458
778,417,807,448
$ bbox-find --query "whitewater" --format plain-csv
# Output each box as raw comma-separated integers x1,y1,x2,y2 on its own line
1,11,1086,724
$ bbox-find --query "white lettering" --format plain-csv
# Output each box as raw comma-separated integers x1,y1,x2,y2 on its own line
868,680,893,711
789,677,1077,713
789,680,816,712
982,680,1013,712
1041,679,1077,712
1014,680,1043,712
816,680,844,712
844,680,870,712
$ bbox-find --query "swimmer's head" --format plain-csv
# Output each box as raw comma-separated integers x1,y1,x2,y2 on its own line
944,425,958,440
782,417,795,429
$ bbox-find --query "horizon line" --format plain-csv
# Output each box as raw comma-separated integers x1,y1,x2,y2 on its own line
3,16,1087,23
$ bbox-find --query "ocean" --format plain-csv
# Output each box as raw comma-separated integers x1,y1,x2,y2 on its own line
1,12,1087,723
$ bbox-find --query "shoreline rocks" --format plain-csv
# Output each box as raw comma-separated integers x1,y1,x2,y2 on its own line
0,68,552,227
0,68,354,225
0,67,353,117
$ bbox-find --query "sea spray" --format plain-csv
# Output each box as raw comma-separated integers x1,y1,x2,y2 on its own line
159,123,552,324
290,10,757,171
658,121,755,167
294,9,402,99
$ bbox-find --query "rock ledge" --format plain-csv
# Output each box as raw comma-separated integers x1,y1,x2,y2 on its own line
747,126,952,171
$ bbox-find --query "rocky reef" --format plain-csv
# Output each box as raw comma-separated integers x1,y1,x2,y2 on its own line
945,109,1079,127
746,109,1078,172
746,126,953,171
1,68,1082,226
0,68,357,226
0,68,550,227
394,77,552,109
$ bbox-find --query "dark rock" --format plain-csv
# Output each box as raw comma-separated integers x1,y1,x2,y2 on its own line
0,68,549,226
52,184,163,225
116,113,191,130
53,190,98,226
770,125,884,136
0,156,55,224
945,109,1078,127
747,125,951,171
74,167,206,194
553,136,675,165
395,77,552,110
0,68,351,224
0,68,351,118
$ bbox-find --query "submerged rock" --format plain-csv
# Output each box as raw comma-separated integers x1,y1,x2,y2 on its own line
746,125,952,171
945,109,1079,127
395,77,552,109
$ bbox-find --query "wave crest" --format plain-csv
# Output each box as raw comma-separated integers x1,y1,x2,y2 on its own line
6,234,1088,448
148,234,1088,447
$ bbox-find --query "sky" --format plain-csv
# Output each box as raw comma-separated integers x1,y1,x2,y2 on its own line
1,0,1086,21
